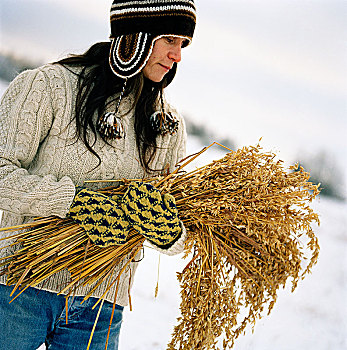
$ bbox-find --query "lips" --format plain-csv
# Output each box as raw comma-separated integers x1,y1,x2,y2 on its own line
159,63,171,71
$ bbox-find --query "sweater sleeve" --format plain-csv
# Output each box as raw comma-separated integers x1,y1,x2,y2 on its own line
0,68,76,218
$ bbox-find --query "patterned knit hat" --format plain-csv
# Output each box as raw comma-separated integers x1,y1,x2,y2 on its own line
109,0,196,79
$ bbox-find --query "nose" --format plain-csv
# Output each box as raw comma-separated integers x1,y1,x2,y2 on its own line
168,45,182,63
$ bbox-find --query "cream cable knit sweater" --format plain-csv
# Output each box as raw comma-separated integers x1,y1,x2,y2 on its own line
0,64,187,306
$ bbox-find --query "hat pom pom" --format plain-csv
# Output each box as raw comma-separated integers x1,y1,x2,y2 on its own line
97,112,125,139
150,111,179,136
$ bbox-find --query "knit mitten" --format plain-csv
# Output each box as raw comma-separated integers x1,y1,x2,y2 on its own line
67,188,130,247
121,182,182,248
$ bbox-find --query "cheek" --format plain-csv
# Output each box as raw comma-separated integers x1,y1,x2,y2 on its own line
148,52,160,64
142,61,156,80
144,51,160,72
143,59,154,73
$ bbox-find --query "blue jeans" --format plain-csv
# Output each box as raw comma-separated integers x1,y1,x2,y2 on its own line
0,284,123,350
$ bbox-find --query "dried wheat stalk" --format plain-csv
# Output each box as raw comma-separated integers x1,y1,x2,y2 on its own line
163,144,320,349
0,143,320,349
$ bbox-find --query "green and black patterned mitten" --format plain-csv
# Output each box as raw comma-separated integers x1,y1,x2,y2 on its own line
67,188,130,247
121,182,182,248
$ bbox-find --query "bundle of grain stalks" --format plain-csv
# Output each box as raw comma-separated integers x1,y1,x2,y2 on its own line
0,143,320,349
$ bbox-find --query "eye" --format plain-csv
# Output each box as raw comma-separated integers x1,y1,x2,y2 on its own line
165,37,175,44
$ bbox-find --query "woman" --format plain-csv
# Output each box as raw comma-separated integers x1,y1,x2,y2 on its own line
0,0,196,349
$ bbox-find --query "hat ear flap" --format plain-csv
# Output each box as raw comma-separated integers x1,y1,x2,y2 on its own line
109,32,154,79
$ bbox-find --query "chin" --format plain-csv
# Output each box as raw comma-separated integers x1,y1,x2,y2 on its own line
149,74,165,83
143,71,166,83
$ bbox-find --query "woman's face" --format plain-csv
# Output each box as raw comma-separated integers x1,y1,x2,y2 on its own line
142,36,186,82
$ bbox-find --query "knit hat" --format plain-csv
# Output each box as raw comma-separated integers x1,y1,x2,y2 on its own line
109,0,196,79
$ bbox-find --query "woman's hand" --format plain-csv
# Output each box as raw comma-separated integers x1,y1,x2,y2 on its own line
67,188,130,246
121,182,182,248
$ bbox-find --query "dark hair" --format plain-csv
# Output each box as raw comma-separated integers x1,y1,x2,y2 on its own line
55,41,177,173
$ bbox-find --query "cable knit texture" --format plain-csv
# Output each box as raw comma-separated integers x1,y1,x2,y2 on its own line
0,64,187,306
